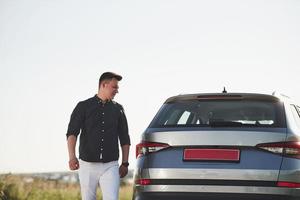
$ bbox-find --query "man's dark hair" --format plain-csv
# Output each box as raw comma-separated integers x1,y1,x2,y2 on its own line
99,72,122,86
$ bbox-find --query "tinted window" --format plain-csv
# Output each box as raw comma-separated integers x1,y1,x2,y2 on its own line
149,100,285,128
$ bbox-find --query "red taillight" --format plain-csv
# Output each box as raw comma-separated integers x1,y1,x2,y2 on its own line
136,142,170,158
135,178,151,185
277,181,300,188
256,141,300,159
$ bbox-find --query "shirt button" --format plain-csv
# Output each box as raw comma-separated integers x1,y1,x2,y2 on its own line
102,121,104,124
102,139,104,141
102,130,104,132
101,148,103,150
102,112,104,115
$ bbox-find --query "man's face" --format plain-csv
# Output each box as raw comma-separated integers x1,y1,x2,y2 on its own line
103,78,119,100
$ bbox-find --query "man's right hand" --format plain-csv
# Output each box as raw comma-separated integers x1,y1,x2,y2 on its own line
69,157,79,170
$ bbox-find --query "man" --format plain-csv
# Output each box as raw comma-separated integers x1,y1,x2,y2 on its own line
66,72,130,200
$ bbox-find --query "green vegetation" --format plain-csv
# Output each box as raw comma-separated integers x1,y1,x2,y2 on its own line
0,174,132,200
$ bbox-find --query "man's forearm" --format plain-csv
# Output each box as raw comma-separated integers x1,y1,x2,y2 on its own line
121,144,130,163
67,135,77,160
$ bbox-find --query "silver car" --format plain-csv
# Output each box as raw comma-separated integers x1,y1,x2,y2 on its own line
133,92,300,200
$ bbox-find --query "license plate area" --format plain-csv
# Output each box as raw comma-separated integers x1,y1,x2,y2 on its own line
183,148,240,162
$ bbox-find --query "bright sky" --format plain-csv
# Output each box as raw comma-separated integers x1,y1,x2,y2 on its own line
0,0,299,173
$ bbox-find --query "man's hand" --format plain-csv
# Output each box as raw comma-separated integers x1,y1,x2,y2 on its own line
69,157,79,170
119,165,128,178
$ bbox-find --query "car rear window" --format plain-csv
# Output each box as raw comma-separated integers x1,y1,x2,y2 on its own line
149,99,286,128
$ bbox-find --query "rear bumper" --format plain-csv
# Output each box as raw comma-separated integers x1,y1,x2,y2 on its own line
133,185,300,200
133,192,299,200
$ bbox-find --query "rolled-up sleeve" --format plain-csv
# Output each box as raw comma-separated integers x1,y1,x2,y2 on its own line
66,102,84,138
118,106,130,146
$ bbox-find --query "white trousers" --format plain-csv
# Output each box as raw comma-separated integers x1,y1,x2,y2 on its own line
78,160,120,200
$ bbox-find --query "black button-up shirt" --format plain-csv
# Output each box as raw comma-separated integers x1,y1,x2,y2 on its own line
66,95,130,162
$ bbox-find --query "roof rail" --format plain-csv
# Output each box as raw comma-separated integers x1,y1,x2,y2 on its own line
272,91,290,99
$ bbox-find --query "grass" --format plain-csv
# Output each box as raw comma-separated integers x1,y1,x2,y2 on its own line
0,174,133,200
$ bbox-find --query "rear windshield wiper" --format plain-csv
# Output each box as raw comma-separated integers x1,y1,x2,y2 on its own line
209,121,243,127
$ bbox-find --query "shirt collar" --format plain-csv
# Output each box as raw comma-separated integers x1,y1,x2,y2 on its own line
94,95,111,104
